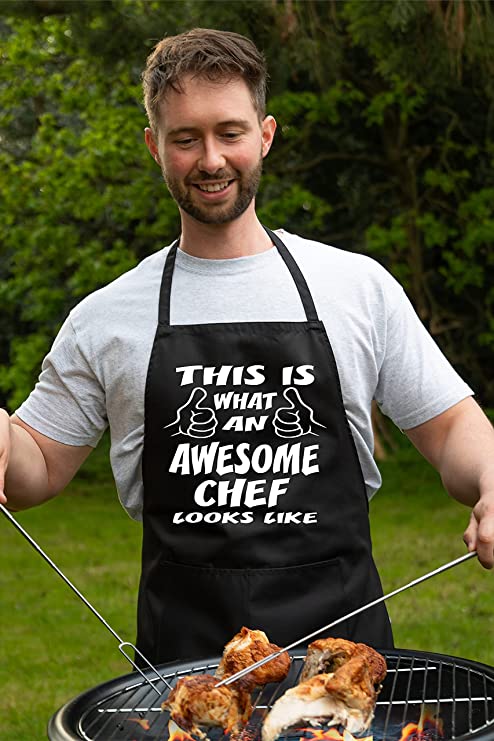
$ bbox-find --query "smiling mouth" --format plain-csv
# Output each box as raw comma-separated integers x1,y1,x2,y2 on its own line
194,180,234,193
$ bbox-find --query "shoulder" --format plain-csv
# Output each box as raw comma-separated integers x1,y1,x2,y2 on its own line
276,229,404,307
68,244,172,334
278,229,391,276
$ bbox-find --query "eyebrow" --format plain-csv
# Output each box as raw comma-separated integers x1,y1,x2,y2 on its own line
166,119,253,137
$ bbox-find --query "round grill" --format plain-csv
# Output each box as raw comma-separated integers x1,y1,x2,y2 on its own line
48,648,494,741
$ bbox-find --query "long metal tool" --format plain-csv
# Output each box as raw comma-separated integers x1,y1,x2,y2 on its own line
0,502,172,694
216,550,477,687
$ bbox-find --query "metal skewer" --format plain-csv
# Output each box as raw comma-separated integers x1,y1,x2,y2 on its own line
216,550,478,687
0,502,172,695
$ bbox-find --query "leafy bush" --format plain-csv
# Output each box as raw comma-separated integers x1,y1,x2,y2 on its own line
1,0,493,407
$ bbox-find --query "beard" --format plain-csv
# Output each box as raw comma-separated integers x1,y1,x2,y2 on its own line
162,154,263,225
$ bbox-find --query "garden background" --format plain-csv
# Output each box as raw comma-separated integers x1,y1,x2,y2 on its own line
1,1,494,738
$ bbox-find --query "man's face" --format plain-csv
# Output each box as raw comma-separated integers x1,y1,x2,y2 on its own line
145,75,276,225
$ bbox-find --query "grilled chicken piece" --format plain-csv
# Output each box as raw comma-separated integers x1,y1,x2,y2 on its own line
162,674,251,738
215,626,291,688
262,639,387,741
300,637,387,684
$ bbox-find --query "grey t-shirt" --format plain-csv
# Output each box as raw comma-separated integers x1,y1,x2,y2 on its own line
16,230,472,520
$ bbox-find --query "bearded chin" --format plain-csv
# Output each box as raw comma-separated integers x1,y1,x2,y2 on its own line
163,156,263,225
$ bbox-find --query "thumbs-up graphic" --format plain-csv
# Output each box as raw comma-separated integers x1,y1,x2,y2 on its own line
164,387,218,438
273,387,326,438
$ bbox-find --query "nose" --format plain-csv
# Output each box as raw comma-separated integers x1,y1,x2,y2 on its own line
197,137,226,174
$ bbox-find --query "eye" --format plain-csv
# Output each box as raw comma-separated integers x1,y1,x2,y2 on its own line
222,131,242,140
175,138,196,147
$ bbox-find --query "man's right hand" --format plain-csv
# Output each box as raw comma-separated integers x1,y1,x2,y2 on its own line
0,409,11,504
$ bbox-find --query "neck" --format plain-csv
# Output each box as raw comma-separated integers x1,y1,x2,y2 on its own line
178,203,273,259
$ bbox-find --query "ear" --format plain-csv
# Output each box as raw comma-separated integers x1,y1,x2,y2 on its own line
261,115,277,158
144,127,161,165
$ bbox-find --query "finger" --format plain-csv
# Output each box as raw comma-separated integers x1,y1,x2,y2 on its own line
284,386,316,413
475,516,494,569
189,416,217,438
274,414,300,432
0,409,10,504
189,387,208,408
282,387,303,408
275,409,299,424
165,388,209,427
190,414,216,432
191,410,215,424
475,542,494,570
463,511,478,552
0,466,7,502
178,387,207,410
274,421,302,438
464,506,494,569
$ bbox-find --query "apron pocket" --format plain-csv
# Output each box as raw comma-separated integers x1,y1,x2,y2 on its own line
149,557,347,663
246,557,348,648
153,560,251,663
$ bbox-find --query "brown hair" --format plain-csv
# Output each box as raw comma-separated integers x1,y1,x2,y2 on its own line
142,28,267,134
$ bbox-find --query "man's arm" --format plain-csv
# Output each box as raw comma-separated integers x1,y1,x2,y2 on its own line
405,397,494,569
0,410,92,511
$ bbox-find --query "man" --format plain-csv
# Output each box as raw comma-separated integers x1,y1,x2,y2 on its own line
1,28,494,665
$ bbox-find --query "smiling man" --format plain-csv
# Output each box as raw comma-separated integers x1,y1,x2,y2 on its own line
143,35,276,258
145,75,273,228
2,28,494,667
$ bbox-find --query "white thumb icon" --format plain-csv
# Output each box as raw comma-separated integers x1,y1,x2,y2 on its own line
164,387,218,438
273,387,325,438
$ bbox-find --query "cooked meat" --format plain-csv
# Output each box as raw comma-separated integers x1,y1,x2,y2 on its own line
262,639,387,741
162,674,251,738
162,627,290,739
215,626,291,688
300,637,387,684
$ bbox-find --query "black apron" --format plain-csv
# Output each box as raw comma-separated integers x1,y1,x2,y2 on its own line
138,228,393,664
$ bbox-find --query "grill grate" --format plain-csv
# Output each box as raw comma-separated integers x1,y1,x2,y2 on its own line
48,649,494,741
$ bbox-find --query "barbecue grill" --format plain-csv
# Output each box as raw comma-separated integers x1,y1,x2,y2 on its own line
2,505,491,741
48,647,494,741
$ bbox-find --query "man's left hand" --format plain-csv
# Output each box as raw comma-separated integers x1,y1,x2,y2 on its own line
463,497,494,569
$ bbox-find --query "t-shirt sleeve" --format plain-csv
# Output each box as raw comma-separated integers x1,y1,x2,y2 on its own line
15,315,108,447
374,275,473,430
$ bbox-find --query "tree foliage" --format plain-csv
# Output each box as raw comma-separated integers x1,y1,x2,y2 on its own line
1,0,493,409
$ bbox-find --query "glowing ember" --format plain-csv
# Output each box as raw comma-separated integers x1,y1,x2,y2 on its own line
128,717,151,730
296,727,373,741
167,719,201,741
398,706,444,740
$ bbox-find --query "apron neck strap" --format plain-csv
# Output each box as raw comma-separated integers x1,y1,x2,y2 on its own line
159,238,179,326
158,228,319,325
263,227,319,323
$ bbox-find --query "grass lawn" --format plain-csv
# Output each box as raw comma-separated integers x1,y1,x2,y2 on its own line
1,434,493,740
371,443,494,663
